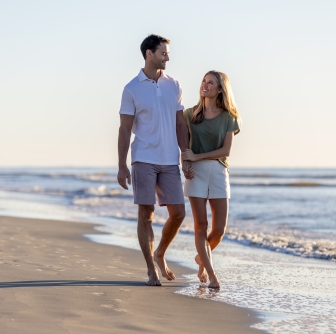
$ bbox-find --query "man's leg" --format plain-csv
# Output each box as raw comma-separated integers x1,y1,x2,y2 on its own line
154,203,185,280
138,204,161,286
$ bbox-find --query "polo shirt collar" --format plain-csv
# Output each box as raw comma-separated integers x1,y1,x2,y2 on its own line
138,69,167,82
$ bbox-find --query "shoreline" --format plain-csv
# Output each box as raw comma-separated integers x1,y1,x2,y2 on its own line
0,215,261,333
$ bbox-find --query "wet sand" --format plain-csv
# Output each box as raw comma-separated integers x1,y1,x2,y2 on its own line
0,215,261,333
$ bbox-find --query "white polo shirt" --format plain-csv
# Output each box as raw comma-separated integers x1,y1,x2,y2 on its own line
119,69,184,165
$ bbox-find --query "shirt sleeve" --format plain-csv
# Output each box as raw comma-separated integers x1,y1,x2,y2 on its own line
176,81,184,111
119,87,136,115
227,114,241,135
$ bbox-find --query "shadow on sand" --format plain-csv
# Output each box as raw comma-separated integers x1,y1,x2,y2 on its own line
0,280,187,288
0,280,146,288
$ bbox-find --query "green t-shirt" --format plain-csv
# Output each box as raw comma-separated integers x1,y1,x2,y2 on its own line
183,108,241,169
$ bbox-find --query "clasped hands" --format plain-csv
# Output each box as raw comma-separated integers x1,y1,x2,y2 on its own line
182,149,197,180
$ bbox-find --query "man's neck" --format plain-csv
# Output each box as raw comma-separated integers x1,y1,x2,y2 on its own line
143,66,161,82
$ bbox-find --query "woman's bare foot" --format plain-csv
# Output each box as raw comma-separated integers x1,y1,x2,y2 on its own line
195,254,208,283
146,267,162,286
154,250,175,281
208,274,220,289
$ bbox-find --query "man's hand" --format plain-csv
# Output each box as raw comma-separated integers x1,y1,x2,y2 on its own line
118,166,131,189
182,149,198,162
182,160,195,179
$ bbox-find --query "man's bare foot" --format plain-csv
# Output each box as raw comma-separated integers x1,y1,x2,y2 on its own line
146,267,162,286
154,250,175,281
208,274,220,289
195,254,208,283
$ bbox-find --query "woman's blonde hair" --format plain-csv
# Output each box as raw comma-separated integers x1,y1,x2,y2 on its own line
192,70,240,124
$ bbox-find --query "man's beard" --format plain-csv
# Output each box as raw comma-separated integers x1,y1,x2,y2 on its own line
154,58,166,70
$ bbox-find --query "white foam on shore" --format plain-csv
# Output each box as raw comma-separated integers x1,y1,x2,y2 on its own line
226,228,336,261
86,218,336,334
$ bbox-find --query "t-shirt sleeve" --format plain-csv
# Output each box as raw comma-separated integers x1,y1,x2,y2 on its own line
183,108,189,122
119,87,135,115
176,81,184,111
227,114,241,135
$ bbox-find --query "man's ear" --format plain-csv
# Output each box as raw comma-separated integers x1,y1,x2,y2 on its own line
146,49,152,59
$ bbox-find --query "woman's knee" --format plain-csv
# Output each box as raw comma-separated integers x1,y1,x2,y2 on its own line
211,226,225,241
194,220,208,236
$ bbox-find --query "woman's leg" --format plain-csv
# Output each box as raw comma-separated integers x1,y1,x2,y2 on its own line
208,198,228,250
189,196,220,289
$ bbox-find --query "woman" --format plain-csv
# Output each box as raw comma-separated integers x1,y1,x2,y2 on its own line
182,70,241,289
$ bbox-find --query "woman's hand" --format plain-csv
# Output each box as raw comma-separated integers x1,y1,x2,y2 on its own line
182,149,198,162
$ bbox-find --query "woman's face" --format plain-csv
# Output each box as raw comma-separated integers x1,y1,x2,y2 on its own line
200,74,221,98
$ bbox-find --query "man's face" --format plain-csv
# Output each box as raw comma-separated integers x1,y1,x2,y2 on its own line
151,43,169,70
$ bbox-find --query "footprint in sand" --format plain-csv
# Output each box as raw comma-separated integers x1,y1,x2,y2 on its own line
92,292,105,296
100,304,127,312
119,288,131,292
100,304,113,309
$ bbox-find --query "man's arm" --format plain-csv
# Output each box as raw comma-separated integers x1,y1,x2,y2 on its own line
117,114,134,189
176,110,194,179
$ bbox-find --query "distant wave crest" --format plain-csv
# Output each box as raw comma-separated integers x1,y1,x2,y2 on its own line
0,171,117,183
231,173,336,179
226,228,336,261
231,181,335,187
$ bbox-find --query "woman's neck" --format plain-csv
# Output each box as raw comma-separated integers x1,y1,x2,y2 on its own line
204,98,220,113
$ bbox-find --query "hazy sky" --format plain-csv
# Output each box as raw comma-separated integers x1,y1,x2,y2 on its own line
1,0,335,167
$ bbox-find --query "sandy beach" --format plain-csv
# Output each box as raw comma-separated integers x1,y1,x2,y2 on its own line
0,215,261,333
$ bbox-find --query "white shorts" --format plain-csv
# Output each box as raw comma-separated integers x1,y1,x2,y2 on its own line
184,160,230,199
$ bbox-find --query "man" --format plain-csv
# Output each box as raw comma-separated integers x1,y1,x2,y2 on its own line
117,34,194,286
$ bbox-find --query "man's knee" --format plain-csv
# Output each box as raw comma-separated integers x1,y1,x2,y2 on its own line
139,205,155,223
169,204,185,222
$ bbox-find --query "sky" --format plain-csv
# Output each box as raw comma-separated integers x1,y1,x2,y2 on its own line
1,0,335,168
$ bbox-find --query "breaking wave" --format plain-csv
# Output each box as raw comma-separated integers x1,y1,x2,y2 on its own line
225,228,336,261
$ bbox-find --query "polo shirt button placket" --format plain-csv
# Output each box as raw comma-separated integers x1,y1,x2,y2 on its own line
156,83,162,97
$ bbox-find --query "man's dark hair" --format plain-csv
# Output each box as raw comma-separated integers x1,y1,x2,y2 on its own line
140,34,170,60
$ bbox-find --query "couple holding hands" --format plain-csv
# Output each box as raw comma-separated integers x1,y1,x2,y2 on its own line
117,34,240,289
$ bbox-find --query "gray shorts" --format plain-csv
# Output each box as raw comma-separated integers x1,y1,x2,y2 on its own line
131,162,184,206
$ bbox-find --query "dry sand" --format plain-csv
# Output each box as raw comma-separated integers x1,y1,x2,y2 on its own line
0,215,261,333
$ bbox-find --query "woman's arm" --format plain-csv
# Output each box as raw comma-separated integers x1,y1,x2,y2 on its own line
182,131,234,162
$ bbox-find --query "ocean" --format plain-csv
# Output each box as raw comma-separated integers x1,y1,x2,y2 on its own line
0,167,336,333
